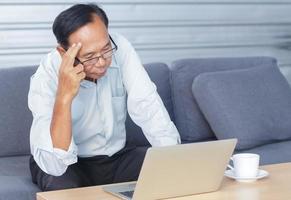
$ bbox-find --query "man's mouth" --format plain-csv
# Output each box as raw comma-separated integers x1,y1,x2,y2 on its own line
97,68,106,74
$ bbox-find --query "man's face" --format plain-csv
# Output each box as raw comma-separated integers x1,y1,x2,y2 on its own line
67,15,112,80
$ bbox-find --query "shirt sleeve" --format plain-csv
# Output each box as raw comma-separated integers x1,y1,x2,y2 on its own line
114,34,181,146
28,50,78,176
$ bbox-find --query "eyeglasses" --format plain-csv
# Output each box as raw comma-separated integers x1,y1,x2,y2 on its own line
73,35,118,67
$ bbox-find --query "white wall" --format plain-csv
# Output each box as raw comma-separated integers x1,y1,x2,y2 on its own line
1,0,291,80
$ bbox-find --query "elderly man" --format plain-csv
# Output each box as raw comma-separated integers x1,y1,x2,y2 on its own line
28,3,180,191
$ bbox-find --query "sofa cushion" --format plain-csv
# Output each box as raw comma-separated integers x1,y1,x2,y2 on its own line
0,155,31,176
126,63,174,146
0,155,40,200
0,176,40,200
238,140,291,165
0,66,37,157
192,65,291,150
170,57,277,142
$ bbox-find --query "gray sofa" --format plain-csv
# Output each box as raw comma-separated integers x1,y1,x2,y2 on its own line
1,57,291,200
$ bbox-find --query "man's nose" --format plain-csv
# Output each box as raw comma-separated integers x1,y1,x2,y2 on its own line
95,56,106,67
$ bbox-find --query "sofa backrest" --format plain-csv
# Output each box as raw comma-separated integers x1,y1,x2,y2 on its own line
125,62,174,146
170,57,278,143
0,66,37,157
2,58,278,154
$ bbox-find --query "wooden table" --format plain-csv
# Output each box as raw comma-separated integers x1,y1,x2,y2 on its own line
37,162,291,200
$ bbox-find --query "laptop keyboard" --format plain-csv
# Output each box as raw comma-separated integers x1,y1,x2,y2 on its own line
120,190,134,198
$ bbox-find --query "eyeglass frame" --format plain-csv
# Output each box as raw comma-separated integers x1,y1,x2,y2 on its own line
63,35,118,67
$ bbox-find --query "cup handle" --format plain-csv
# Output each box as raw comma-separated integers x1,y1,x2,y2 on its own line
227,157,234,171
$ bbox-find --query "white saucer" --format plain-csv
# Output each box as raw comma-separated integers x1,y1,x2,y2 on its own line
224,169,269,182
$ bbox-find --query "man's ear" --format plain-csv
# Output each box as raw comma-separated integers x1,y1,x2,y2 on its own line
56,45,66,57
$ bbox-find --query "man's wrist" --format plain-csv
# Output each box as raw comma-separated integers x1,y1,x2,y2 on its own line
55,93,73,106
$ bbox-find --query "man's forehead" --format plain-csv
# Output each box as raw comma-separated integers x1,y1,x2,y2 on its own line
68,16,108,46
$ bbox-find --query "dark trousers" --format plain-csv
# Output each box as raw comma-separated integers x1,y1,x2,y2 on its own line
30,145,148,191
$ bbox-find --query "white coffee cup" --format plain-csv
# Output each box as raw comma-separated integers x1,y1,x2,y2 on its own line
227,153,260,178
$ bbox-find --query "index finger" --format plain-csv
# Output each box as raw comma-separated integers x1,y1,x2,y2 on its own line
65,42,82,62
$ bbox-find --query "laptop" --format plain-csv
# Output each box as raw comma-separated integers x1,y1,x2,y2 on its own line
103,138,237,200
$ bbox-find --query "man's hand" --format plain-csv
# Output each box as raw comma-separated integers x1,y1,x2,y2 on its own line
57,43,86,103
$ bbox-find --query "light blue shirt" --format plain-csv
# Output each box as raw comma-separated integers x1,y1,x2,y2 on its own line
28,33,181,176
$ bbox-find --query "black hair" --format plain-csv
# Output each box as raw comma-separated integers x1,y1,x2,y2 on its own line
52,3,108,48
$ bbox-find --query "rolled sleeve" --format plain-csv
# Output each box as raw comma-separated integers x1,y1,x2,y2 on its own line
53,140,78,166
33,140,78,176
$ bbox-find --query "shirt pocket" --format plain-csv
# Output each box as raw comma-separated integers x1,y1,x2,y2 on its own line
112,94,127,122
108,67,125,97
112,94,127,141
